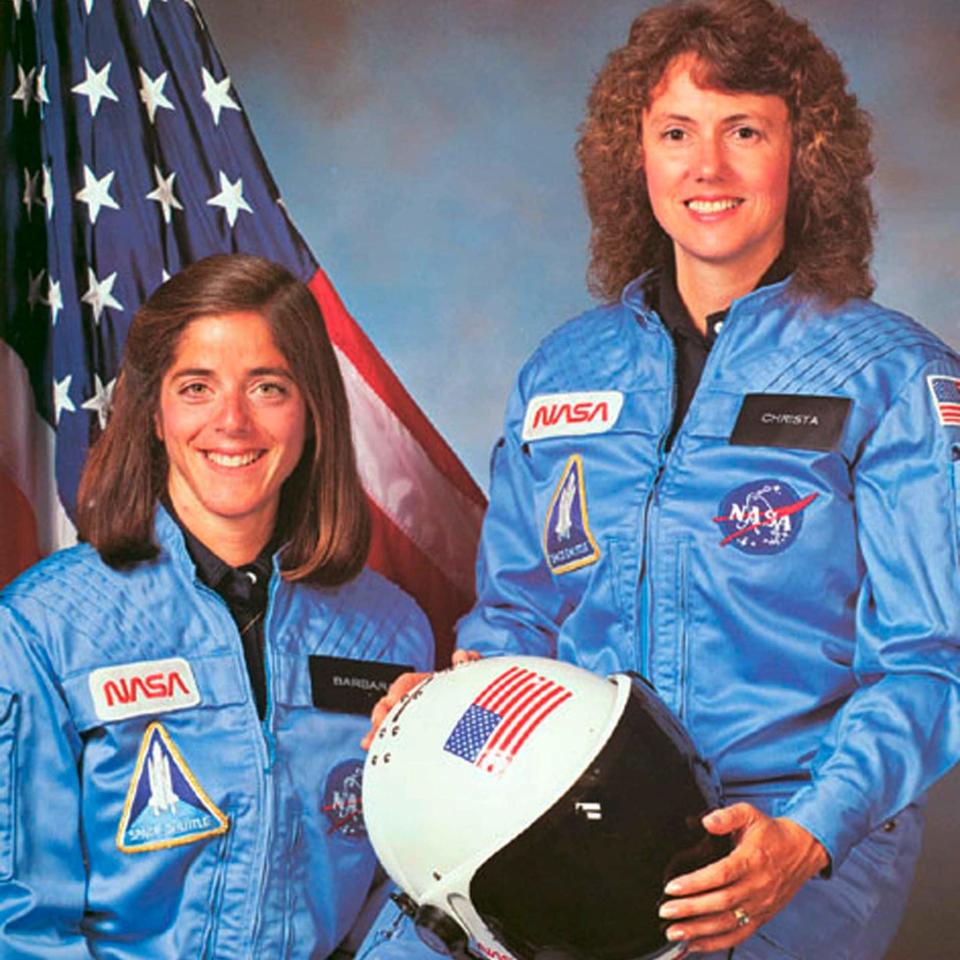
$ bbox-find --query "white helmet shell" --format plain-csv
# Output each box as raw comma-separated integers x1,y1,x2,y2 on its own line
363,655,723,960
365,657,626,908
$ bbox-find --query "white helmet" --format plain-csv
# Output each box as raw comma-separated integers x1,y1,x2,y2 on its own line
363,656,726,960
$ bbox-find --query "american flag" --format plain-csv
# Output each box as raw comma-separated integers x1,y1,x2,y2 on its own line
0,0,484,658
928,375,960,427
443,665,572,774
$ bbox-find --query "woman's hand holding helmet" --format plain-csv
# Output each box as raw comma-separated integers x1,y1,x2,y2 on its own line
360,649,481,749
657,803,829,954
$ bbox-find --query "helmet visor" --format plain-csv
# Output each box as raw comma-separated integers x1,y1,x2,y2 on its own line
470,678,727,960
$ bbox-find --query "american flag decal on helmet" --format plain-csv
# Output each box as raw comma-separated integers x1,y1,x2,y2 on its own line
442,665,572,775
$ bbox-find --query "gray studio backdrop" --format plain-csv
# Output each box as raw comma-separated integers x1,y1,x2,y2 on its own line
200,1,960,957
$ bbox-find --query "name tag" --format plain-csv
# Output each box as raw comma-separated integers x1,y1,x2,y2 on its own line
730,394,851,451
309,655,414,714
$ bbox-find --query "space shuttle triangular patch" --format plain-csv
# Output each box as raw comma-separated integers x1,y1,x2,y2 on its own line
116,722,229,853
543,454,600,574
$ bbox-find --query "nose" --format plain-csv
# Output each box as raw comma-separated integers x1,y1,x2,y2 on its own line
215,389,252,433
693,133,726,181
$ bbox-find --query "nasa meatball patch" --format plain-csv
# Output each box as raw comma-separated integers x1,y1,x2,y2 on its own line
713,479,818,554
116,723,228,853
543,454,600,574
322,760,366,840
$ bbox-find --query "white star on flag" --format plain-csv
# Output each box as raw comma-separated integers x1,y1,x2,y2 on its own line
22,167,41,220
71,57,120,117
53,374,76,425
12,0,23,19
48,278,63,326
81,374,116,430
11,64,35,115
84,0,94,12
42,163,54,219
75,164,120,224
138,0,168,16
27,268,46,310
146,165,183,223
138,67,175,123
81,268,124,324
207,171,252,227
200,67,239,125
35,64,49,115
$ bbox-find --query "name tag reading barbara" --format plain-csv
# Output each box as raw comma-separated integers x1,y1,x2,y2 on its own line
730,394,851,451
309,655,414,714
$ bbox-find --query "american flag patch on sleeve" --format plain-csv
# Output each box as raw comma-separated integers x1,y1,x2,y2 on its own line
443,665,572,775
927,376,960,426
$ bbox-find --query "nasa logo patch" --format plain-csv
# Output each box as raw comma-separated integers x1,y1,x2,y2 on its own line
543,454,600,574
322,760,366,839
522,391,623,442
89,657,200,722
116,723,228,853
713,479,818,554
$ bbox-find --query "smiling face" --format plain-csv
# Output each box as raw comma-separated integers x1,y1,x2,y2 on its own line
641,55,792,287
156,310,307,562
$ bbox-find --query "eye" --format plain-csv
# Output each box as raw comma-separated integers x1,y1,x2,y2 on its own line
733,125,761,141
253,380,290,398
178,381,211,398
662,127,687,142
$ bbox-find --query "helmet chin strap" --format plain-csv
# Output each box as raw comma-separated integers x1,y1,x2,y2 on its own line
391,892,479,960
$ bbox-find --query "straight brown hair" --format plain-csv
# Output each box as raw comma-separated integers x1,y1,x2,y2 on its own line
77,254,370,585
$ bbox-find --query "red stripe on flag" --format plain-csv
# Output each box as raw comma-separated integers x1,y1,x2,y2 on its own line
0,471,42,587
479,686,570,767
484,670,537,713
509,690,573,756
309,267,486,509
475,666,525,709
485,681,564,757
366,497,471,665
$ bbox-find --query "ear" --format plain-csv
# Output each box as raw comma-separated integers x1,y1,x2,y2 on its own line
154,410,164,442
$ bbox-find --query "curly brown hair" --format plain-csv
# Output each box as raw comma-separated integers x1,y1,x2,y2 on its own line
577,0,875,304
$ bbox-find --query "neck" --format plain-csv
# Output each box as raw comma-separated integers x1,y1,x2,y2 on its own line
674,247,782,334
167,490,276,567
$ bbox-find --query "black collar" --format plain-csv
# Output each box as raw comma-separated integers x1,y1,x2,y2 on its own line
656,252,790,344
164,500,275,610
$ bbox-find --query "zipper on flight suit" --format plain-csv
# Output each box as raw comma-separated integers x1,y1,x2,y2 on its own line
250,568,282,952
191,577,276,956
637,299,739,699
637,313,676,681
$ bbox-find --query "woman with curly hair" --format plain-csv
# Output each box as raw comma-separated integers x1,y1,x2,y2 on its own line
366,1,960,958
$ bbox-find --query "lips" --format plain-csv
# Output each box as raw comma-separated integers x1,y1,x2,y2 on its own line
203,450,265,468
684,198,743,213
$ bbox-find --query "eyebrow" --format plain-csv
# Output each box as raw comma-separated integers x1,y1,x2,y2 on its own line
651,111,775,126
169,366,295,379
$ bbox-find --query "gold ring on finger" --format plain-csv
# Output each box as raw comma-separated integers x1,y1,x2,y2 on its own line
733,908,751,928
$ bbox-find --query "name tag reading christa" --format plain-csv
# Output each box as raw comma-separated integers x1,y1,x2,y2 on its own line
309,655,414,714
730,394,851,451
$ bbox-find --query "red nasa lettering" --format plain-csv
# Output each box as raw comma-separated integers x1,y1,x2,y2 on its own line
476,941,514,960
531,401,609,429
103,670,192,706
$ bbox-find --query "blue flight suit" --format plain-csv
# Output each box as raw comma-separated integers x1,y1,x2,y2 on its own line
0,507,433,958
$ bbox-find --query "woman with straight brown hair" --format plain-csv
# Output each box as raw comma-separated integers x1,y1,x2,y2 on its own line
0,253,432,957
